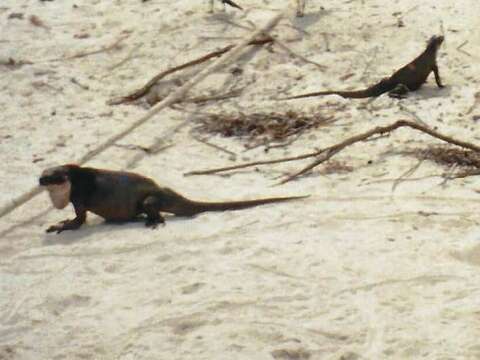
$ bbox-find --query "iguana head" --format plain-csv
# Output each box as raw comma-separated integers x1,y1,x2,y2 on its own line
427,35,444,52
39,165,77,209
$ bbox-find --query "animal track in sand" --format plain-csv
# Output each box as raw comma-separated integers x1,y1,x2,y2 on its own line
271,347,311,360
181,282,206,295
0,345,15,360
170,319,208,335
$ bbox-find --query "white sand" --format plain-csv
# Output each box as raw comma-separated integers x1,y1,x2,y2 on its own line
1,0,480,359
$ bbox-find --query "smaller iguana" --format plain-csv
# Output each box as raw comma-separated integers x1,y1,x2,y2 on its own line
283,35,445,100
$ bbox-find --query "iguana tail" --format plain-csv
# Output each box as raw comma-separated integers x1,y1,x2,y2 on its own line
282,78,396,100
170,195,309,217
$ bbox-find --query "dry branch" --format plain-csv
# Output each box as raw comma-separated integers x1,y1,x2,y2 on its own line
272,36,326,70
108,36,274,105
186,119,480,185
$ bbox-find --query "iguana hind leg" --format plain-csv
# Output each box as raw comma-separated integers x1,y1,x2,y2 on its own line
142,196,165,229
388,84,410,99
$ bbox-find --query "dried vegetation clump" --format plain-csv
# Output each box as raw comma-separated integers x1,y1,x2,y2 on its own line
195,110,334,147
412,145,480,169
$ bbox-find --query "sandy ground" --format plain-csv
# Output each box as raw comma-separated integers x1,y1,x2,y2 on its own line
1,0,480,359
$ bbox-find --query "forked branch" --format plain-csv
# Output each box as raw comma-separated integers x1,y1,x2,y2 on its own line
108,36,274,105
185,119,480,185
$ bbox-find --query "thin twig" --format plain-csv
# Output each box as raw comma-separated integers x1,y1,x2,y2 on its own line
397,103,429,127
438,164,458,187
46,34,129,62
465,91,480,115
184,88,243,104
198,36,244,41
245,19,325,70
403,5,420,16
125,121,188,169
105,43,141,72
108,36,274,105
125,144,174,169
185,150,319,176
191,135,237,158
360,46,378,82
266,133,303,150
444,168,480,181
70,77,90,90
148,88,243,106
391,159,424,192
271,35,326,70
218,18,255,31
113,143,155,153
283,23,311,37
456,40,472,57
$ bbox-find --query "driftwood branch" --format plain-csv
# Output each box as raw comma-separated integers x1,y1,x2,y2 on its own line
185,119,480,185
185,150,319,176
108,36,274,105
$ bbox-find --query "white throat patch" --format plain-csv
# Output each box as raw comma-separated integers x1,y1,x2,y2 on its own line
46,182,71,209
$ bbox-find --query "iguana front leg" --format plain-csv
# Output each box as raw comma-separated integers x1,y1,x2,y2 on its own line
432,64,444,88
46,204,86,233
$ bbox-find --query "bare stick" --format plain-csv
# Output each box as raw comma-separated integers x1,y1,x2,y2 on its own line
360,46,378,82
70,77,90,90
466,91,480,115
186,120,480,186
182,88,243,104
244,19,325,70
105,43,142,73
108,36,274,105
45,34,129,62
0,10,286,220
271,36,326,70
456,40,472,57
0,187,44,221
391,159,424,192
185,150,320,176
397,103,429,127
191,135,237,158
